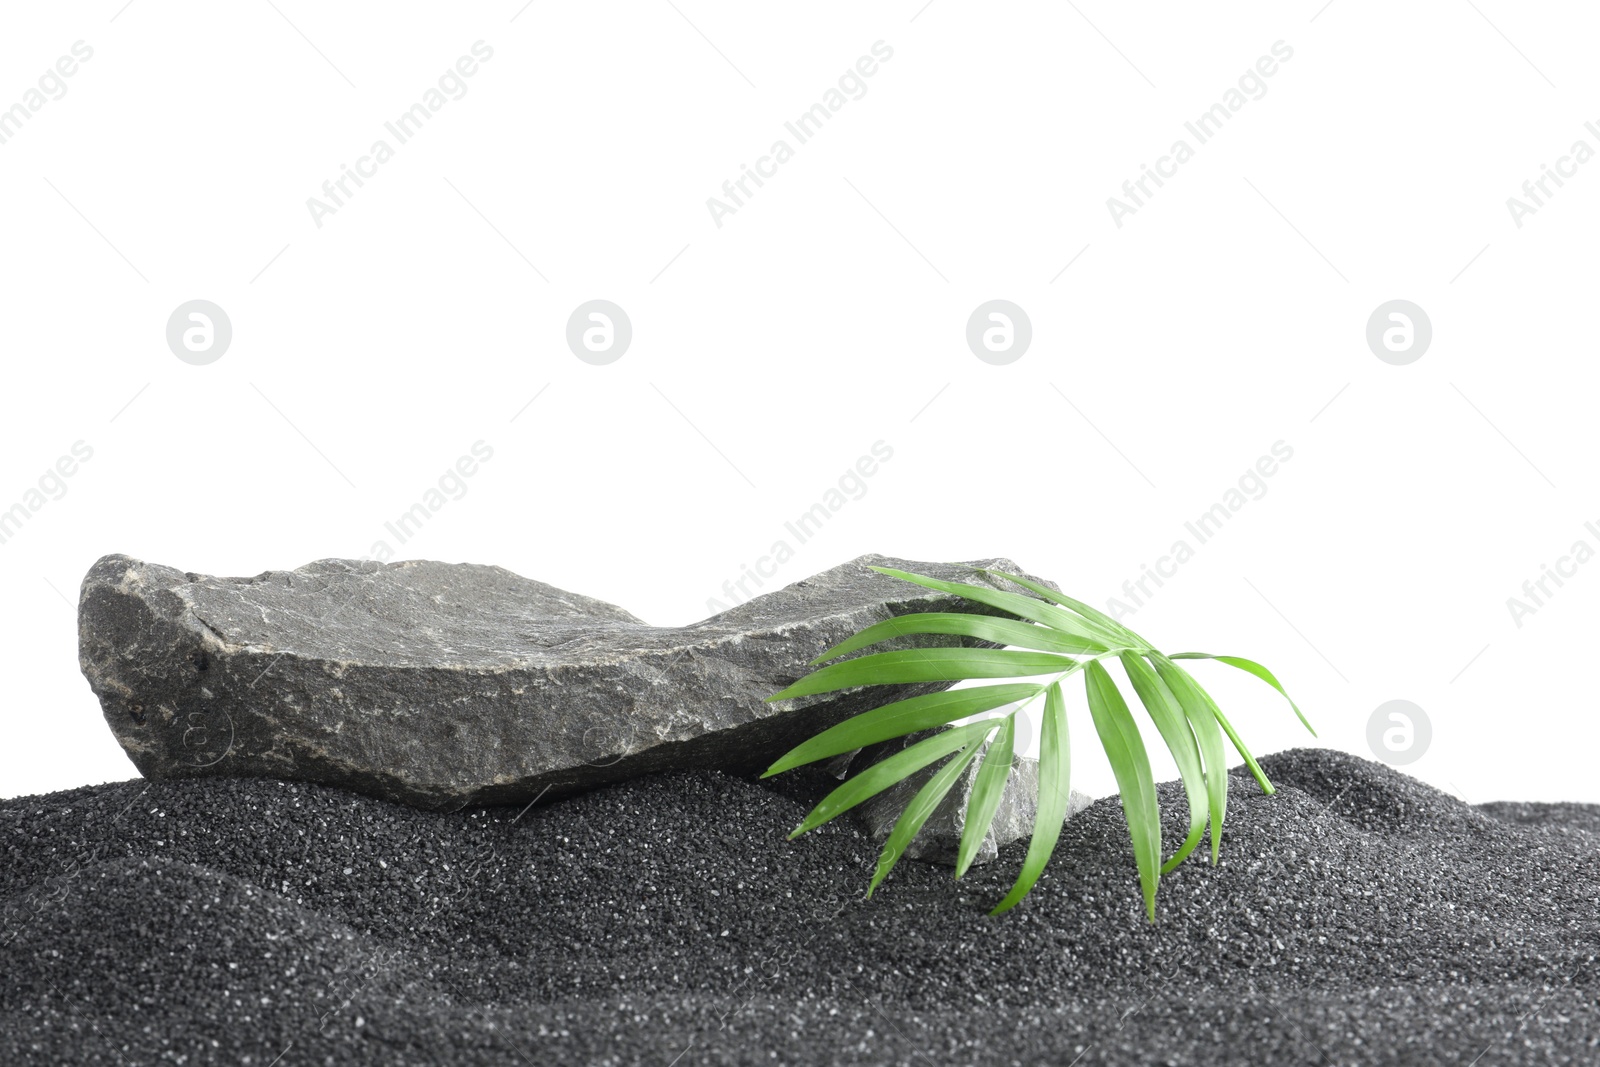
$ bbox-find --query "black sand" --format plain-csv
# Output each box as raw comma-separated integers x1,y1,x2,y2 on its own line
3,748,1596,1065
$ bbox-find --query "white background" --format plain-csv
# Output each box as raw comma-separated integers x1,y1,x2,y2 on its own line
1,2,1594,805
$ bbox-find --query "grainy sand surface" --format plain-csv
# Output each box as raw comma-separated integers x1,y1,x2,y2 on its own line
3,748,1596,1065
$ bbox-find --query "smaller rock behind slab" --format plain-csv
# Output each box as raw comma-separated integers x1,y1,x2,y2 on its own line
851,721,1095,867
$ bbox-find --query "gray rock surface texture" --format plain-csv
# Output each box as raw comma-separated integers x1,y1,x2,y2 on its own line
79,552,1042,810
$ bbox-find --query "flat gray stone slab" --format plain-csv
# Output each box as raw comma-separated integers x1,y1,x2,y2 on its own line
78,553,1038,811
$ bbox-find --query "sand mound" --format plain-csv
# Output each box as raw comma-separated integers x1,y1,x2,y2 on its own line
3,748,1596,1065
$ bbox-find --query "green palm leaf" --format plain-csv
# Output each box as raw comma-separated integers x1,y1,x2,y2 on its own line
1210,701,1273,794
870,733,989,896
990,680,1072,915
955,712,1017,879
789,719,996,838
979,567,1149,649
763,683,1042,777
812,612,1104,664
1118,651,1208,874
1168,652,1316,735
766,565,1312,918
1162,658,1274,794
768,648,1080,701
1149,652,1230,863
1083,660,1162,922
867,566,1113,647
